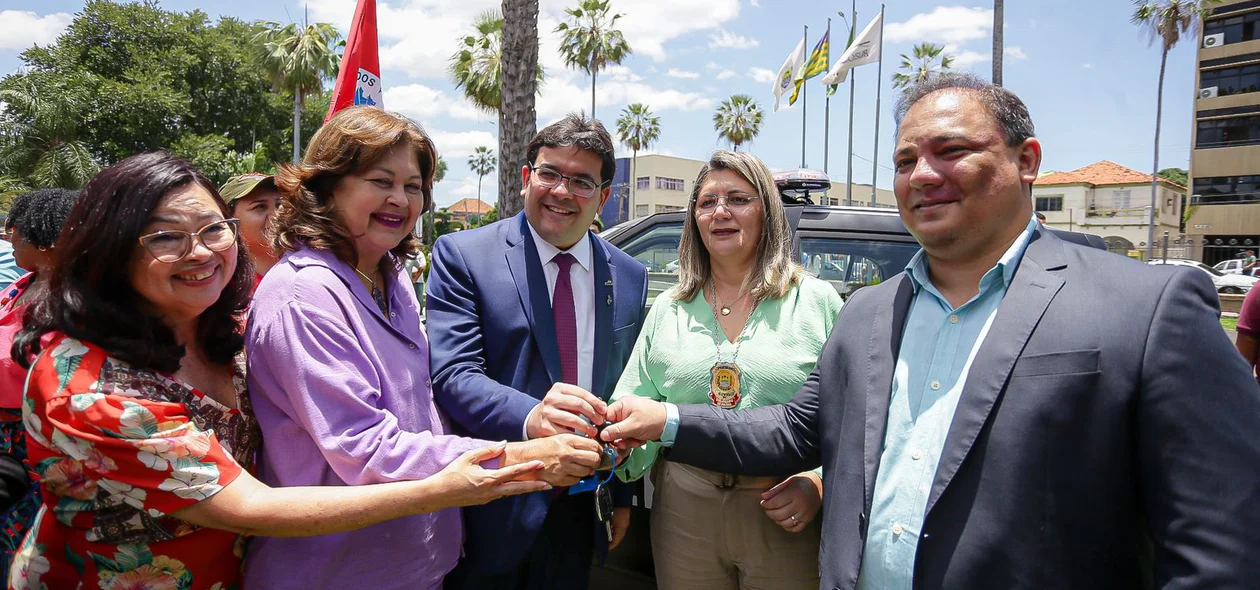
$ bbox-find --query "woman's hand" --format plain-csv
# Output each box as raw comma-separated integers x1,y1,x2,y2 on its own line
434,444,552,507
760,471,823,533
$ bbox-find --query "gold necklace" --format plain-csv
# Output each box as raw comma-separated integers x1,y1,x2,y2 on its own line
354,266,389,315
709,278,744,316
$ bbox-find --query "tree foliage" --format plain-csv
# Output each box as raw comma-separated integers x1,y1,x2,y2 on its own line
555,0,631,118
713,95,763,152
892,43,954,89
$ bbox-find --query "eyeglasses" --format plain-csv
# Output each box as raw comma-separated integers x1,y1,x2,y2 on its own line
693,193,761,215
138,218,240,263
529,166,605,198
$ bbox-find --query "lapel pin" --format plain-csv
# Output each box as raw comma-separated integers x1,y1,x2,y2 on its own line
605,280,613,287
607,295,613,305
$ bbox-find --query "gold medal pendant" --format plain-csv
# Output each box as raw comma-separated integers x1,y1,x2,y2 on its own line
708,361,742,408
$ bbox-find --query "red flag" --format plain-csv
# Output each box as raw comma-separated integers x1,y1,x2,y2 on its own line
325,0,382,122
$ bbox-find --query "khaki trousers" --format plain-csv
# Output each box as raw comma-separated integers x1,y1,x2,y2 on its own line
649,460,821,590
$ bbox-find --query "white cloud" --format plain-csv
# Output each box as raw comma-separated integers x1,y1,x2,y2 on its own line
535,73,714,121
384,83,487,122
0,10,72,51
705,62,721,71
951,50,990,68
429,129,498,160
747,67,778,84
750,0,761,6
708,28,760,49
1004,47,1028,61
716,69,736,80
1082,63,1094,69
436,175,493,208
667,68,700,79
885,6,993,45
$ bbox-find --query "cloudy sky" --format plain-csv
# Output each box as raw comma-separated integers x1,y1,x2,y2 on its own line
1,0,1201,207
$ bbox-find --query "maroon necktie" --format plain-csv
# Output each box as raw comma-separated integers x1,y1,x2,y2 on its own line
552,253,578,385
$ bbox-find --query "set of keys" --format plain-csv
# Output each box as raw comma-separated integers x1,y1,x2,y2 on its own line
569,417,618,542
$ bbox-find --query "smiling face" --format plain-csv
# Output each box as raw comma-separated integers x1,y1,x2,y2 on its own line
522,146,611,250
892,90,1041,261
694,169,765,268
331,143,427,269
129,183,238,326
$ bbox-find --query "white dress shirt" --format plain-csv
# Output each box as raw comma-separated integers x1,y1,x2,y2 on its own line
523,225,596,437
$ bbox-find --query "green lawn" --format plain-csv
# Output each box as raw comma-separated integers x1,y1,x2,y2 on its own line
1222,317,1239,331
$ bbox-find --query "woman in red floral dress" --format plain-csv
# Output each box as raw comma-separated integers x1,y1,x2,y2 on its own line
7,152,551,590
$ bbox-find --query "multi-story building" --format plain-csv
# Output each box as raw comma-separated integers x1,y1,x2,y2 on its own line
1187,0,1260,264
601,155,897,226
1033,160,1184,256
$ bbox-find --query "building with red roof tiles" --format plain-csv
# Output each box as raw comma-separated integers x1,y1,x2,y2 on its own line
1032,161,1184,257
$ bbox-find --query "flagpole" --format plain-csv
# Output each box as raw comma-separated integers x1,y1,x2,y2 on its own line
823,18,831,176
845,1,856,206
870,4,884,206
801,25,808,168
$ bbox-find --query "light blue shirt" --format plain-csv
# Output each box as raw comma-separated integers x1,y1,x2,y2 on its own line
0,241,22,287
856,217,1037,590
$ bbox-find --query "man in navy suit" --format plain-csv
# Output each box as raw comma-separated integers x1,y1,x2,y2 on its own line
428,113,648,589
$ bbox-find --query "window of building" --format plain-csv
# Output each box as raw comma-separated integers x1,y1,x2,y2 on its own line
1201,64,1260,97
656,177,684,191
636,176,650,190
1192,175,1260,204
1034,195,1064,212
635,204,650,217
655,205,684,213
1204,11,1260,45
1113,189,1131,210
1197,114,1260,148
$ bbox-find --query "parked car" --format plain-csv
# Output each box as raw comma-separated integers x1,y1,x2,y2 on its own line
1214,258,1249,275
1151,258,1258,294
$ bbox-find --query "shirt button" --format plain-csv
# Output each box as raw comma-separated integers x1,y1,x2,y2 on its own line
892,523,904,536
426,379,432,388
408,343,416,350
949,314,959,324
911,450,923,461
390,312,396,318
930,380,941,391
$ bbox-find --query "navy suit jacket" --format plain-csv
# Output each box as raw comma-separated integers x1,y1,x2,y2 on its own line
668,227,1260,589
427,213,648,574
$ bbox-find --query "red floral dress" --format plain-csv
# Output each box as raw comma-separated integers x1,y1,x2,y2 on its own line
8,335,259,590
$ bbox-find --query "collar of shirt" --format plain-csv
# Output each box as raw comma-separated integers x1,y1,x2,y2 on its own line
527,223,593,271
284,246,406,316
902,216,1040,305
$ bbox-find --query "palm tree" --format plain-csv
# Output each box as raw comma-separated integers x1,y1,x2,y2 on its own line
992,0,1004,86
468,146,496,202
713,95,763,152
450,11,506,113
498,0,541,218
1132,0,1217,258
555,0,632,118
615,104,660,219
0,74,100,189
253,21,341,162
892,43,954,89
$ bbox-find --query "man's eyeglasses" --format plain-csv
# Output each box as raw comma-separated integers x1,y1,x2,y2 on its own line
693,193,761,214
138,218,240,263
529,166,605,198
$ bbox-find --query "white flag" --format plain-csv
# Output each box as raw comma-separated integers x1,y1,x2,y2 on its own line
772,36,807,112
821,12,882,86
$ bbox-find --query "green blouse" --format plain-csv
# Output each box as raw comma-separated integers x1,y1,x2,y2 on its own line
612,275,843,482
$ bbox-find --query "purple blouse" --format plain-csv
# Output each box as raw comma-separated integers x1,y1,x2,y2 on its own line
243,245,495,589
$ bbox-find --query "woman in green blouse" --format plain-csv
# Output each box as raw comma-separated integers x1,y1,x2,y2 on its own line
611,150,841,589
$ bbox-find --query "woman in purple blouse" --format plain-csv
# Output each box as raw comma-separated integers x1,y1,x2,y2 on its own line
243,107,603,589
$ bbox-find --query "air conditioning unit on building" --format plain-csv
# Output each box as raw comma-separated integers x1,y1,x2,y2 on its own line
1200,86,1219,99
1204,33,1224,48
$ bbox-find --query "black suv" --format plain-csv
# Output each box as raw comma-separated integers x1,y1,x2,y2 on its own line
590,171,920,587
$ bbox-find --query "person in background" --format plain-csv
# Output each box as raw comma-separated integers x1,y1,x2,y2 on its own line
405,249,427,309
589,215,604,234
0,188,80,580
220,172,282,286
0,200,31,286
611,150,840,589
1034,211,1046,225
1235,286,1260,385
428,113,648,590
244,106,600,590
8,151,551,590
1243,249,1258,277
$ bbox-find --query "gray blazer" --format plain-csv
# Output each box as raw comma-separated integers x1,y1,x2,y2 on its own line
668,227,1260,589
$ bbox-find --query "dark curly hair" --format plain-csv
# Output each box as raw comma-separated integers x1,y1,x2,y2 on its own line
13,152,253,372
10,188,80,248
271,106,436,268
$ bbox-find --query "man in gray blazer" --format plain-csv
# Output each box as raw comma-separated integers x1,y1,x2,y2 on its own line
602,73,1260,589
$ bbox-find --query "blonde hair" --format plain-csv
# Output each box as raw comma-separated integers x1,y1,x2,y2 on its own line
674,150,803,302
271,106,437,266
